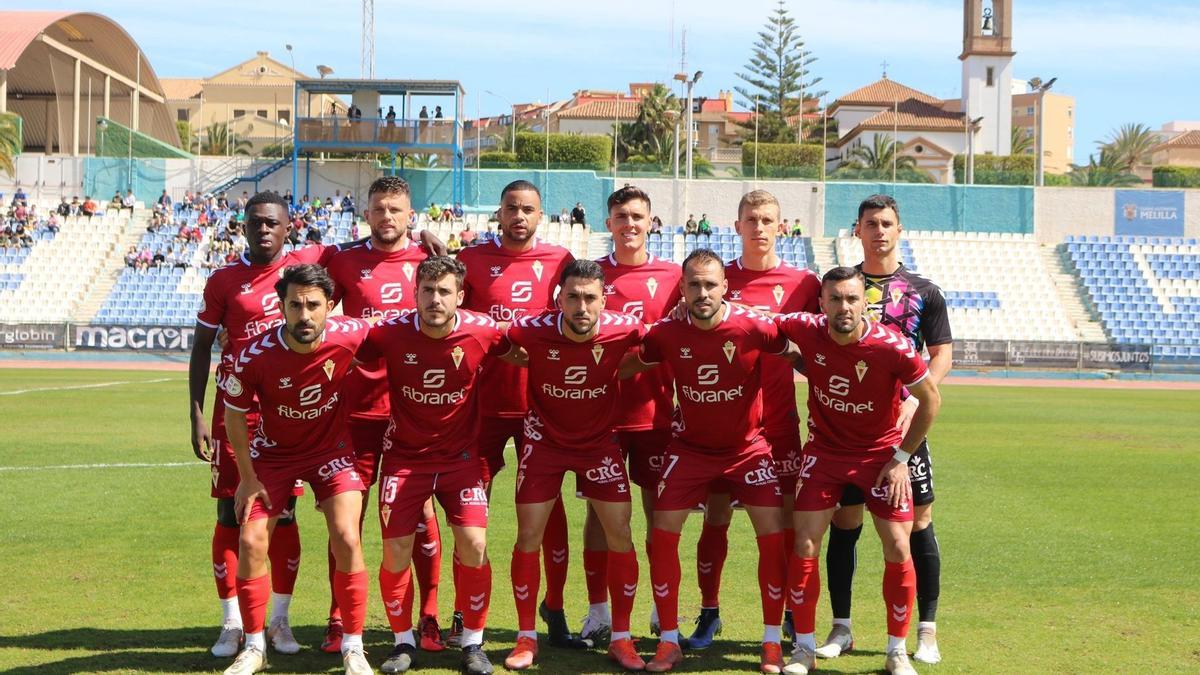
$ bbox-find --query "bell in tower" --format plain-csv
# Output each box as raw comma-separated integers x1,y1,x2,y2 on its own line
960,0,1015,155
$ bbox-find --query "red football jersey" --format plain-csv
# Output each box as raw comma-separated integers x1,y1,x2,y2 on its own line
327,239,430,421
639,304,788,453
597,254,682,431
457,238,574,418
508,310,645,451
776,313,929,456
358,310,510,466
725,258,820,434
224,317,371,465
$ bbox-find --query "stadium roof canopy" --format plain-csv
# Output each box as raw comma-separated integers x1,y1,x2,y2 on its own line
0,10,179,153
294,79,465,97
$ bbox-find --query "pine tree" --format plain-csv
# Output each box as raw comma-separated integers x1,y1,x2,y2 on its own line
733,0,826,143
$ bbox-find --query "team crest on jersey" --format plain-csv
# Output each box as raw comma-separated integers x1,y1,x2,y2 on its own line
402,262,415,281
490,265,503,277
773,284,785,306
548,349,560,361
360,268,373,280
323,359,336,380
722,340,736,363
591,344,605,364
224,375,244,397
890,288,904,306
278,377,293,389
451,345,465,368
855,360,869,382
532,260,544,281
815,353,826,366
647,276,659,298
679,347,692,359
405,353,418,365
380,504,392,527
731,289,742,301
240,283,253,295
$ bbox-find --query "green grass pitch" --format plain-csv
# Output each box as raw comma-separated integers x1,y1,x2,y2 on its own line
1,368,1198,673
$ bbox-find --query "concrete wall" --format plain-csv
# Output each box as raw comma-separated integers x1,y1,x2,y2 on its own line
1033,187,1116,243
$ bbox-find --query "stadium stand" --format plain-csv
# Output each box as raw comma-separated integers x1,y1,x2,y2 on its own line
1064,235,1200,359
836,230,1079,342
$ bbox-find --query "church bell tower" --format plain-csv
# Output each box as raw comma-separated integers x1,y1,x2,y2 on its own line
960,0,1015,155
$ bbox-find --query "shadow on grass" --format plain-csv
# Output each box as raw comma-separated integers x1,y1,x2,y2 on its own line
0,627,888,673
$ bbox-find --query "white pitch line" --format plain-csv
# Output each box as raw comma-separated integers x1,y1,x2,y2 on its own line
0,462,200,472
0,377,179,396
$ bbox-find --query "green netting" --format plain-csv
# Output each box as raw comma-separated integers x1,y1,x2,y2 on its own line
94,117,191,159
84,158,166,205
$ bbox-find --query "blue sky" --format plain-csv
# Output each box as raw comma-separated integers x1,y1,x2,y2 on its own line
23,0,1200,163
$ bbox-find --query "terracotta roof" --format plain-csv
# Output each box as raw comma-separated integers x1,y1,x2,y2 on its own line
835,100,966,147
160,78,204,100
831,77,942,110
556,99,642,120
1157,130,1200,148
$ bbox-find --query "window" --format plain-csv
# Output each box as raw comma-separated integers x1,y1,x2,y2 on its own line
176,109,189,122
986,67,994,87
279,110,291,125
915,145,925,154
233,109,246,118
1025,128,1034,139
1026,106,1035,116
256,110,268,119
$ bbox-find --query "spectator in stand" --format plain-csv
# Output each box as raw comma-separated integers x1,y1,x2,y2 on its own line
427,202,442,221
69,196,81,216
434,105,444,119
12,187,27,206
13,202,28,226
81,196,97,218
778,219,791,238
459,223,477,246
124,245,138,268
650,215,663,236
152,248,167,267
135,246,152,272
57,197,72,217
109,192,125,213
197,210,210,228
453,202,464,220
791,220,804,237
283,190,295,207
685,214,698,234
440,203,454,223
46,212,60,234
556,208,569,224
447,233,462,253
385,106,397,126
419,105,429,120
17,225,33,248
698,213,712,235
341,191,356,217
571,201,586,226
156,190,172,215
123,189,136,212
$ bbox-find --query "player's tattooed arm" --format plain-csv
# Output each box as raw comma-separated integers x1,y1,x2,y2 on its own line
188,323,219,461
225,407,271,523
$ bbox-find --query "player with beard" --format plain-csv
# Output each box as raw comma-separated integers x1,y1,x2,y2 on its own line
221,264,374,675
325,176,447,653
455,181,579,648
502,260,646,672
622,249,799,674
190,191,336,659
816,196,952,665
774,266,941,675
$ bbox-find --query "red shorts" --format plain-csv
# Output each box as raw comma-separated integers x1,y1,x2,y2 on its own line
654,438,782,511
516,439,632,504
765,426,804,497
246,452,366,521
209,394,262,499
477,416,524,481
378,460,489,539
618,429,672,489
348,417,388,487
793,451,913,522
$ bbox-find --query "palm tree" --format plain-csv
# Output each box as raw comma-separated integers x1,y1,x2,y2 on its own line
0,113,20,177
633,83,680,162
200,122,251,156
1010,125,1033,156
489,120,533,153
842,134,917,172
1098,123,1161,172
1068,150,1143,187
403,153,439,169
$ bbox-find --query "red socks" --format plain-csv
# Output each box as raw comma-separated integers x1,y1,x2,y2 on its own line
269,521,301,595
787,554,820,635
326,543,342,621
459,561,492,632
511,548,541,632
883,559,916,638
584,548,609,605
696,521,729,607
649,528,682,632
607,549,638,633
333,570,368,635
236,573,270,634
542,496,569,611
413,516,442,618
379,566,415,633
756,532,787,626
212,523,239,600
